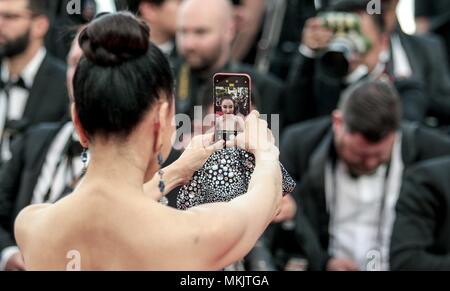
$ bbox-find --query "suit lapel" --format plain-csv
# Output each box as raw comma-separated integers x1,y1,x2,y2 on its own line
397,31,422,81
307,129,335,247
22,55,51,123
308,130,333,197
400,122,418,167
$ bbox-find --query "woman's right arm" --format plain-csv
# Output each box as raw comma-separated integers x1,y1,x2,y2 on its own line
183,111,283,270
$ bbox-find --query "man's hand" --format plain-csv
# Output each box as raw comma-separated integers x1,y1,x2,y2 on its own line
326,258,359,271
302,17,333,51
5,252,25,271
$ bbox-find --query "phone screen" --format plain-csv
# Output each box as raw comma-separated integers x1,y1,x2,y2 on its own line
213,73,251,142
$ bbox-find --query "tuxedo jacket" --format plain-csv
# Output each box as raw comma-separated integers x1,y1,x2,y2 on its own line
0,54,69,135
0,122,65,251
390,157,450,271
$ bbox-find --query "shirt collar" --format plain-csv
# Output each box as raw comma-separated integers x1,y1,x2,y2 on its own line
1,47,47,88
157,41,175,56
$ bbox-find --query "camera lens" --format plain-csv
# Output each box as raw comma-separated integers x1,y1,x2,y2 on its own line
319,37,353,79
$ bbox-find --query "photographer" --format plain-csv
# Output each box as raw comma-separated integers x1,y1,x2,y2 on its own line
284,0,427,125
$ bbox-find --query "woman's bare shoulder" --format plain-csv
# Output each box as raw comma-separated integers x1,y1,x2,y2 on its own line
15,204,52,226
15,204,52,247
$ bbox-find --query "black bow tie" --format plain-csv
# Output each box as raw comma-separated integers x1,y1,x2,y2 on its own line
0,77,28,92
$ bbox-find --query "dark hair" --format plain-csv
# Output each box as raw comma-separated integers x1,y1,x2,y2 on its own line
327,0,385,33
117,0,166,14
142,0,166,5
27,0,50,17
338,80,401,143
220,94,235,105
73,12,174,140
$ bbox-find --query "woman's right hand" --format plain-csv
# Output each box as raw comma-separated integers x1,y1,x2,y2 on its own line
227,111,279,161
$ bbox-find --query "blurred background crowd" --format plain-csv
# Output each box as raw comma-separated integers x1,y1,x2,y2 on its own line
1,0,450,271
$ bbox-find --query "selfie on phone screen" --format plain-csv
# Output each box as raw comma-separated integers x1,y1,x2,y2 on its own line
214,73,251,142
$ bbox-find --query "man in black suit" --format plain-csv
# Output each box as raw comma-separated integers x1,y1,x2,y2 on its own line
391,158,450,271
174,0,284,128
0,0,68,166
390,157,450,271
273,81,450,271
285,0,427,125
0,22,83,271
415,0,450,69
383,0,450,128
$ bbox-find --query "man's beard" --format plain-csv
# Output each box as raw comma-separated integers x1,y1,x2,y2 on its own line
185,47,225,75
0,29,31,59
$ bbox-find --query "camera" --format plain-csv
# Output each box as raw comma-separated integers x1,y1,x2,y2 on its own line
318,12,372,79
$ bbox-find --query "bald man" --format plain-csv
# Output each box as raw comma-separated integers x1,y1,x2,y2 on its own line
173,0,285,128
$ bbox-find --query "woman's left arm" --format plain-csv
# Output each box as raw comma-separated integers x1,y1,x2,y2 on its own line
144,133,225,201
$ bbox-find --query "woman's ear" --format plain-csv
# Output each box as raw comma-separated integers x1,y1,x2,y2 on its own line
158,101,170,130
71,103,89,148
152,101,170,153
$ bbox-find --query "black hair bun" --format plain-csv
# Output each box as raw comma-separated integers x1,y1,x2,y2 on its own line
79,12,150,66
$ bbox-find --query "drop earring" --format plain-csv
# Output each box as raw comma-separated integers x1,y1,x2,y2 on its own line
81,148,89,177
158,153,168,206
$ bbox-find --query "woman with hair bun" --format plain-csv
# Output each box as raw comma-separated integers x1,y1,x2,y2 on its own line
14,12,282,271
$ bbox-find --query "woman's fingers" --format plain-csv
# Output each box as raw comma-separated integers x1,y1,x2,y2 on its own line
202,132,216,147
208,139,225,152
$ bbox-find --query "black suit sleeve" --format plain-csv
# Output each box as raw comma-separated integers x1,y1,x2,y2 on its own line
390,165,450,270
284,53,316,125
414,0,436,17
292,172,331,271
395,78,427,122
415,126,450,160
0,137,25,251
422,36,450,119
280,126,301,181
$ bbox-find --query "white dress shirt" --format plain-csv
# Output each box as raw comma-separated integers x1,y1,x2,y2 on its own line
390,34,413,79
0,48,47,162
326,134,404,271
157,41,175,57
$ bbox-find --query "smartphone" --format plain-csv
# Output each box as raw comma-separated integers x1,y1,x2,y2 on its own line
213,73,251,142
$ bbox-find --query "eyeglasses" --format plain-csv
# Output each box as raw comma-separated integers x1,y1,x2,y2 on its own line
0,11,36,22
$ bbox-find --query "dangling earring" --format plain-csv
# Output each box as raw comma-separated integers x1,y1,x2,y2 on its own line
158,153,168,206
81,148,89,177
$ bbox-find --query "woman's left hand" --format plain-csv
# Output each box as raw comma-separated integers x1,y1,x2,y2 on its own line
144,133,224,201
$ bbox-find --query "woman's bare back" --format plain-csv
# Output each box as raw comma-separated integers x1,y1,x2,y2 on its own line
15,190,220,271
